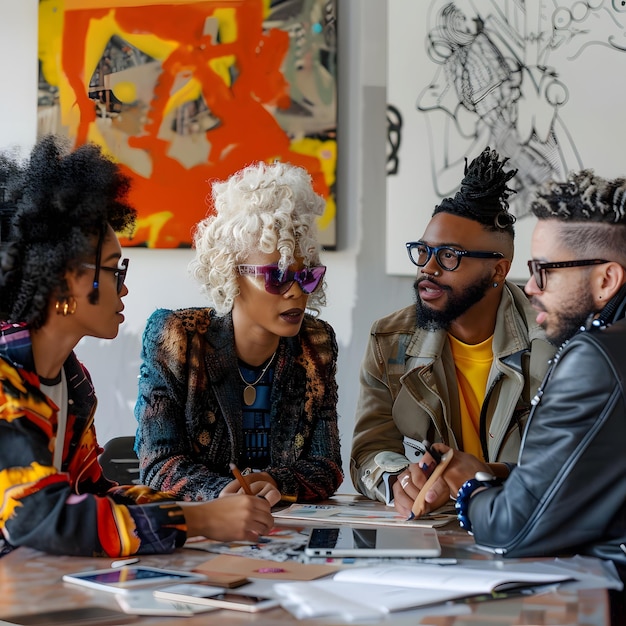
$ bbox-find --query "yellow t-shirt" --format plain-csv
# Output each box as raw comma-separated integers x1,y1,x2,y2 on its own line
447,334,494,461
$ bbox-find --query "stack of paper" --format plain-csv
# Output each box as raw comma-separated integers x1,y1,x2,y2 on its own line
274,559,617,621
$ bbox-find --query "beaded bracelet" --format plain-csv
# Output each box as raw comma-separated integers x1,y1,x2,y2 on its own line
455,472,501,534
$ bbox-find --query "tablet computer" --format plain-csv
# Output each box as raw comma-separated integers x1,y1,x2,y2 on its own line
304,526,441,557
62,566,206,594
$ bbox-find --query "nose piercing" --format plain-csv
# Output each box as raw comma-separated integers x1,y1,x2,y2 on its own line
433,270,440,277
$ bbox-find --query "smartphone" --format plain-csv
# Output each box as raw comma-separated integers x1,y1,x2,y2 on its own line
402,436,428,464
116,590,217,616
403,436,441,476
62,566,206,594
154,583,280,613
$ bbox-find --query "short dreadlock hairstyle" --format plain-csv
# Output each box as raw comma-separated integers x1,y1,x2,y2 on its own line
433,147,518,238
0,135,136,328
531,169,626,267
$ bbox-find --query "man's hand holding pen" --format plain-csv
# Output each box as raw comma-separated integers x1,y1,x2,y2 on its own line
397,444,512,520
392,441,451,518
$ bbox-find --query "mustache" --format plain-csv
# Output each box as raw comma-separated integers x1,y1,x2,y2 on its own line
414,276,443,289
530,296,547,312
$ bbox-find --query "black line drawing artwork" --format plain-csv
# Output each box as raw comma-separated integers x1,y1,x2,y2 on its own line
386,104,403,175
388,0,626,218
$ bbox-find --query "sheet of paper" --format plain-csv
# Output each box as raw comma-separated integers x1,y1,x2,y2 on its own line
275,579,464,615
273,502,457,528
333,563,573,593
185,526,307,561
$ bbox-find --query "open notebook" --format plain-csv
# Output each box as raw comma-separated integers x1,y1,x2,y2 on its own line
274,561,579,620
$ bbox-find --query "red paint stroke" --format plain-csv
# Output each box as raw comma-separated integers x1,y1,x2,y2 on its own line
60,1,330,248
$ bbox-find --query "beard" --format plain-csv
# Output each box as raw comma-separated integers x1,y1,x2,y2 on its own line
414,273,494,331
533,290,597,347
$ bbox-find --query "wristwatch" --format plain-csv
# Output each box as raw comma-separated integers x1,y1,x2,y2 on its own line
455,471,501,534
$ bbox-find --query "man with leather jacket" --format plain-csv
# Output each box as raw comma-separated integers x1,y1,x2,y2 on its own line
430,169,626,612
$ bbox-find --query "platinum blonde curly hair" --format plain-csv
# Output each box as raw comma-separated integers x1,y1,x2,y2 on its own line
190,161,327,316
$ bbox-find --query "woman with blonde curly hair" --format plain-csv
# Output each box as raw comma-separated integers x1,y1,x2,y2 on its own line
135,161,343,502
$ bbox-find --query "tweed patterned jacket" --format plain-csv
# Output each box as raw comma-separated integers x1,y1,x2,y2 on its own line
135,308,343,501
0,322,186,557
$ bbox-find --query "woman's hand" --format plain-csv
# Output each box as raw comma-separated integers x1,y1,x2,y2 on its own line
219,472,281,506
180,494,275,543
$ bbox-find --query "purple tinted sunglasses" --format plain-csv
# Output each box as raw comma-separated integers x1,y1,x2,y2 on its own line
237,264,326,295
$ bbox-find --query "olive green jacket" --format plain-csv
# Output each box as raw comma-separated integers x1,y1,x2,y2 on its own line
350,281,555,502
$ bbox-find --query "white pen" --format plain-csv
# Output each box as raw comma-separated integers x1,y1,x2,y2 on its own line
111,557,139,568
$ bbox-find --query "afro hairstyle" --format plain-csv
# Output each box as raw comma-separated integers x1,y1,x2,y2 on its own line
0,135,136,328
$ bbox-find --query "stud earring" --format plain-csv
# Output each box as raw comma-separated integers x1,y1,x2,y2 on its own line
493,282,499,288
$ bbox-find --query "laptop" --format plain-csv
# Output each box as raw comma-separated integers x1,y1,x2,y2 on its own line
304,525,441,558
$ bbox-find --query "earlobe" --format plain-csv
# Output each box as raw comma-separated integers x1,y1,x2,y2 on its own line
494,258,511,285
598,262,625,302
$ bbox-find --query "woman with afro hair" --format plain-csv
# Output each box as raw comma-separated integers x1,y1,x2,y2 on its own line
0,135,278,558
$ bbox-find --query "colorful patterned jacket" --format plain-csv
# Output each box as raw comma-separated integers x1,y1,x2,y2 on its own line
0,322,187,557
135,308,343,501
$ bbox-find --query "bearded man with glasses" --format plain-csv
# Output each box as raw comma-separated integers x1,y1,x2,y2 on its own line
134,161,342,504
351,148,555,518
425,169,626,620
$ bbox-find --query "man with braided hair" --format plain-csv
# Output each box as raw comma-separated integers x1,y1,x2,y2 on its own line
351,147,555,518
431,169,626,614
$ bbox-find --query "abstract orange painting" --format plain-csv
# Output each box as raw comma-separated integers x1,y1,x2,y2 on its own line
37,0,337,248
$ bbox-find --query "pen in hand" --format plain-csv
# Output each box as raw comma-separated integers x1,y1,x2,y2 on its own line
229,462,253,495
408,449,454,521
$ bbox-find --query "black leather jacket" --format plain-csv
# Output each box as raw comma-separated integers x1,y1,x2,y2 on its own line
468,289,626,577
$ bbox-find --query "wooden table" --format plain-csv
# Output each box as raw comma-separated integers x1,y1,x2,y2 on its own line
0,527,616,626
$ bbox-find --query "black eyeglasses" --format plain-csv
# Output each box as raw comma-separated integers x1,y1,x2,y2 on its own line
527,258,608,291
237,263,326,295
83,258,129,294
406,241,504,271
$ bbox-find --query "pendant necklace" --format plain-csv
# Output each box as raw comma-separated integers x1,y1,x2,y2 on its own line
238,351,277,406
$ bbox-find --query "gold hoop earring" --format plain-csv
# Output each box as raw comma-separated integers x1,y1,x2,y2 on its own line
55,296,77,316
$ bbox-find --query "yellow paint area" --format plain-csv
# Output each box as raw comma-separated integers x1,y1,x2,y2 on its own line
0,463,58,524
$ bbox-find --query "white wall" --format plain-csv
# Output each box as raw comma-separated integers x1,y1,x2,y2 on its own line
0,0,414,493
